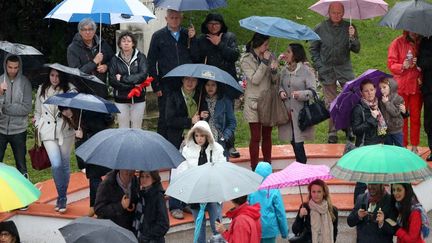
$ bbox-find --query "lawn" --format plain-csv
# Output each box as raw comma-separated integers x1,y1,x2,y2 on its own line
2,0,429,183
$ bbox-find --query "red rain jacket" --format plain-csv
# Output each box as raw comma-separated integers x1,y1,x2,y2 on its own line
387,31,421,95
222,203,262,243
396,210,425,243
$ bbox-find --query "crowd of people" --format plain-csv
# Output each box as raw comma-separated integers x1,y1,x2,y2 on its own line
1,1,432,242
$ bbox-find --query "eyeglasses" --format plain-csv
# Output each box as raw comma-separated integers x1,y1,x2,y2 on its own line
0,231,11,237
207,22,221,26
80,28,95,32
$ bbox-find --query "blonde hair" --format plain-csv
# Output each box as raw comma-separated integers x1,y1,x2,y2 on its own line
308,179,336,221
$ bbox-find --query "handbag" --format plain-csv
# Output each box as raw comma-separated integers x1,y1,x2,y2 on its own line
289,230,311,243
28,128,51,170
257,83,290,127
298,89,329,131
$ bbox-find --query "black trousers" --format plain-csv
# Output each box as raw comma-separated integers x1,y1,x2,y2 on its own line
0,131,27,174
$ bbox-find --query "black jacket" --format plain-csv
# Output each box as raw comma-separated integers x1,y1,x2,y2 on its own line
292,203,338,242
418,36,432,96
67,33,114,98
347,193,396,243
94,170,136,231
165,89,208,148
135,182,169,243
109,49,148,103
351,101,383,147
147,26,192,92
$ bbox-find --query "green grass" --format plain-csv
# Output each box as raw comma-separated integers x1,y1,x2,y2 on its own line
3,0,429,183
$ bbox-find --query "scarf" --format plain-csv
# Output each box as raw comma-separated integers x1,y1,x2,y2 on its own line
182,88,197,118
206,95,219,141
395,199,430,238
309,199,334,243
132,190,146,238
361,97,387,135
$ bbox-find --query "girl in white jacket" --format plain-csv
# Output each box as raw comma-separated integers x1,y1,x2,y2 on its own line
34,68,76,213
177,120,226,243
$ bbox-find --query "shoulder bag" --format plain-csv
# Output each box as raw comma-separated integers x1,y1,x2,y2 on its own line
298,89,329,131
258,82,290,127
28,128,51,170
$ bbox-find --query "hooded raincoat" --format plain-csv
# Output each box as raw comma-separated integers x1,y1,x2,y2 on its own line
248,162,288,240
222,202,262,243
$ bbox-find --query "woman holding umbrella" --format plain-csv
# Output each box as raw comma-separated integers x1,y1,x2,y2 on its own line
291,179,338,243
377,183,428,243
241,32,278,171
34,68,77,213
109,31,148,129
278,43,316,164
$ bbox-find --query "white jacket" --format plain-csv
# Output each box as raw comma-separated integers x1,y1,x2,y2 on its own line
34,84,76,146
177,121,226,175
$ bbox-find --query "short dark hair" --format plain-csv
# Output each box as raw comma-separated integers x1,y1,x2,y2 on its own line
246,33,270,53
360,79,375,91
6,55,19,64
117,31,137,49
289,43,307,63
231,195,248,205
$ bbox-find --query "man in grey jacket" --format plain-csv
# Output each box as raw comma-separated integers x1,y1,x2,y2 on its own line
310,2,360,143
0,54,32,177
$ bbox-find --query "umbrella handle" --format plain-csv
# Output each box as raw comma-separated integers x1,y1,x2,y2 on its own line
99,14,102,53
78,109,82,130
298,181,304,205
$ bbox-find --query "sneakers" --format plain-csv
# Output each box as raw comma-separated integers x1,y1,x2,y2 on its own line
171,209,184,219
57,198,67,213
228,147,240,158
328,135,338,144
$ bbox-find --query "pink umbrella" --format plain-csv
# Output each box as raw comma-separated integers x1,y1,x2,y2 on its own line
309,0,388,21
259,162,333,203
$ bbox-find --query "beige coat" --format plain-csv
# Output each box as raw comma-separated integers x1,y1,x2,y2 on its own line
241,52,278,123
278,63,316,143
34,85,76,146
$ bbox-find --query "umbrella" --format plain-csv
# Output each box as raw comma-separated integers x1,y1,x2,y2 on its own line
331,144,432,183
45,0,156,51
59,217,138,243
163,64,243,93
0,42,45,78
0,163,41,212
166,161,262,243
44,92,120,114
239,16,321,41
75,128,185,171
258,162,333,203
0,41,43,55
153,0,227,11
329,69,391,130
379,0,432,37
30,63,105,89
309,0,388,21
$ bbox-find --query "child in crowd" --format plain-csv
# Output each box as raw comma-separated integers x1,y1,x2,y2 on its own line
378,78,409,147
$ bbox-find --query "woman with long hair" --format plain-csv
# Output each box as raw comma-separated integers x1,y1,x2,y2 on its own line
34,68,76,213
278,43,316,164
292,179,338,243
240,32,278,170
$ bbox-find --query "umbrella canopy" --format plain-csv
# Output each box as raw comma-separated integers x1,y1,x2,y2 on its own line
379,0,432,37
59,217,138,243
163,63,243,93
30,63,105,89
259,162,333,190
0,42,45,77
166,161,262,203
45,0,155,24
44,92,120,114
239,16,320,41
153,0,227,11
331,144,432,183
0,163,41,212
0,41,43,55
76,128,185,171
329,69,391,130
309,0,388,20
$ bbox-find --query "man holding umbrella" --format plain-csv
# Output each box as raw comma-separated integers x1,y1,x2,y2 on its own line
310,2,360,144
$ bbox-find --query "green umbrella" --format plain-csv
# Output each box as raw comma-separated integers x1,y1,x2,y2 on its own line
0,163,41,212
331,144,432,183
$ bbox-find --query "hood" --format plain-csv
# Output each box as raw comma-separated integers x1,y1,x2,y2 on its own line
226,202,261,220
2,53,23,81
201,13,228,34
72,32,100,49
255,161,272,180
387,78,398,94
185,120,215,145
0,221,20,243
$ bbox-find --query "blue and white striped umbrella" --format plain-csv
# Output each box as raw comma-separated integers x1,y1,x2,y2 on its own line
45,0,156,24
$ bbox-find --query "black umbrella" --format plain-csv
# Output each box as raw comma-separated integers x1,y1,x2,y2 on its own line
59,217,138,243
379,0,432,37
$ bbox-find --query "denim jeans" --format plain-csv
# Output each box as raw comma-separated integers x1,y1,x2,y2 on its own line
0,131,28,174
43,137,74,200
191,203,222,243
384,132,403,147
116,101,146,129
169,197,185,211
